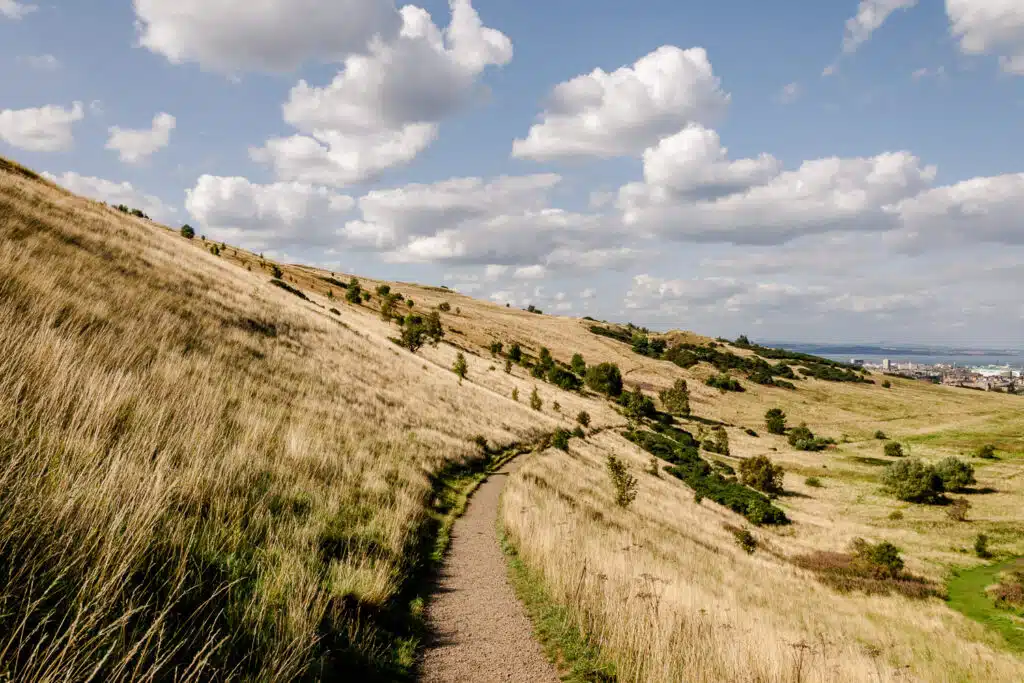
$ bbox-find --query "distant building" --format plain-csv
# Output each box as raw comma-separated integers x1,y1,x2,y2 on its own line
850,358,865,366
882,358,891,371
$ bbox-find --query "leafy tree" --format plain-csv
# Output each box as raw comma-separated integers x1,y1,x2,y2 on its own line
703,426,730,456
271,264,283,279
345,278,363,304
585,362,623,397
975,533,991,558
739,455,785,494
576,411,591,428
935,457,976,492
508,342,523,363
706,373,744,392
606,455,638,508
380,295,396,322
659,378,691,417
547,366,582,391
735,334,751,346
529,387,542,411
765,408,787,435
537,347,554,372
571,353,586,376
882,458,945,504
850,538,904,579
396,311,444,353
884,442,904,458
452,352,468,381
180,224,195,239
375,284,391,297
621,387,656,422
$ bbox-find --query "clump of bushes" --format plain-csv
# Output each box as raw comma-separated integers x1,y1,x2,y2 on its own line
547,366,582,391
739,455,785,494
882,458,944,504
935,457,976,492
884,442,904,458
571,353,586,376
794,539,938,599
706,373,744,392
702,426,730,456
765,408,786,435
620,387,656,422
576,411,591,428
489,340,503,356
585,362,623,397
552,428,571,452
395,311,444,353
975,444,997,459
606,455,638,509
658,378,690,417
787,423,833,452
850,538,904,579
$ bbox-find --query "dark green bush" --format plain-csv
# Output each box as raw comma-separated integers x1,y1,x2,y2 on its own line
576,411,591,428
975,444,997,459
706,374,744,392
738,455,785,494
935,457,975,492
489,340,503,355
452,352,468,380
702,426,730,456
787,423,833,451
884,442,904,458
572,426,585,439
552,428,571,451
620,387,656,421
974,533,991,558
375,284,391,297
547,366,582,391
570,353,586,376
529,387,542,411
507,343,523,363
765,408,786,435
850,538,904,579
606,455,638,508
882,459,945,504
437,301,451,312
805,476,822,488
585,362,623,397
180,224,195,239
734,527,757,554
875,430,888,440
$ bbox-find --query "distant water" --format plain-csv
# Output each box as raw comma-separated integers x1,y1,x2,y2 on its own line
816,353,1024,369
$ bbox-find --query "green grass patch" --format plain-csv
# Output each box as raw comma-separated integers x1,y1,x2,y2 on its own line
947,558,1024,652
502,537,616,682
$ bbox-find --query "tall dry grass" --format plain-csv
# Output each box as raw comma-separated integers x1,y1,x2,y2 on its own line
0,160,599,680
502,430,1024,682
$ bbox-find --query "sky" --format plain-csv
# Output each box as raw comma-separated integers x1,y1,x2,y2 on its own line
1,0,1022,347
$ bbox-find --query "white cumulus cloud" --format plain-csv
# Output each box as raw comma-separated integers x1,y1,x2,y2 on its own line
185,175,354,252
512,45,729,160
0,102,83,152
253,0,512,187
842,0,919,54
947,0,1024,74
106,112,176,164
43,171,174,221
133,0,402,73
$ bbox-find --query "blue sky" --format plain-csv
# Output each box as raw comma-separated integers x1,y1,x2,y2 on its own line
2,0,1023,346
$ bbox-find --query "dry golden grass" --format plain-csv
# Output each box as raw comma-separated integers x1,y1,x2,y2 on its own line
0,158,616,681
5,154,1024,681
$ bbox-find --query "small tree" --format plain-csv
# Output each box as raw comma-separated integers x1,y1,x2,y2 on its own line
529,387,542,411
180,224,195,239
345,278,363,304
935,457,976,492
438,301,452,312
511,387,519,402
621,387,656,422
585,362,624,397
884,442,904,458
875,430,888,440
850,538,904,579
882,458,944,504
375,284,391,297
606,455,638,509
271,264,283,279
739,455,785,494
765,408,787,435
489,340,504,356
974,533,991,558
552,428,570,451
571,353,586,376
659,378,691,417
508,342,523,363
452,352,468,381
975,444,997,459
537,347,554,372
504,358,512,374
576,411,591,428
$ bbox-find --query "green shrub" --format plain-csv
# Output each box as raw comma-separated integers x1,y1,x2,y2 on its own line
489,340,503,356
702,426,730,456
345,278,362,304
946,497,971,522
395,311,444,353
576,411,591,428
375,284,391,297
621,387,656,422
511,388,519,402
452,352,468,381
739,455,785,494
882,458,944,504
552,429,571,451
850,538,904,579
547,366,582,391
529,387,542,411
974,533,991,558
552,401,561,413
658,378,691,416
180,224,195,239
504,358,512,374
888,509,903,521
706,373,744,392
406,300,415,308
572,426,585,439
765,408,787,435
571,353,586,376
508,343,523,363
606,455,638,508
734,527,757,554
875,430,888,440
805,476,822,488
585,362,623,397
975,444,997,459
537,347,554,373
437,301,451,312
882,380,892,388
884,442,904,458
935,457,976,492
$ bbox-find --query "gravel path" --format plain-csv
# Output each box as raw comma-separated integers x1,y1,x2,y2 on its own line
420,458,558,683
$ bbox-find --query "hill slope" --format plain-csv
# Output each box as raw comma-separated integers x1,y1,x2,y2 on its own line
2,157,1024,681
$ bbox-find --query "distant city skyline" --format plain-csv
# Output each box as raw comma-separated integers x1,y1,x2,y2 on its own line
2,0,1022,346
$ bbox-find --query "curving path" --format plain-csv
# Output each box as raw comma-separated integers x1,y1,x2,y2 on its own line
420,458,558,683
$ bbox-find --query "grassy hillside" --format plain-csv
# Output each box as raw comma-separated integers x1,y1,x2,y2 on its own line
3,156,1024,681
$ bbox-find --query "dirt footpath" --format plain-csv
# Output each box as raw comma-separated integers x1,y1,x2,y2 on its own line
419,458,558,683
